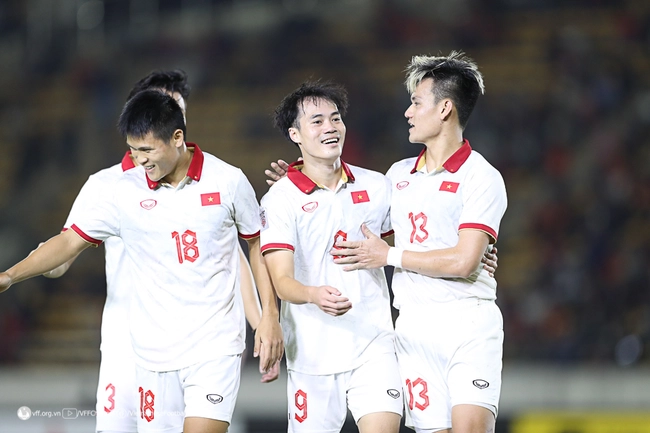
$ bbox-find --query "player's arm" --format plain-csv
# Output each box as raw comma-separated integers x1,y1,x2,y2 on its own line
0,230,92,293
333,224,493,278
245,236,284,374
399,229,490,278
263,249,352,316
27,239,80,279
238,244,262,330
238,243,280,383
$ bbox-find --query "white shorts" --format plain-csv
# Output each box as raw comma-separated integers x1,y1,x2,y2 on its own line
395,298,503,431
96,353,138,432
287,352,403,433
134,354,242,433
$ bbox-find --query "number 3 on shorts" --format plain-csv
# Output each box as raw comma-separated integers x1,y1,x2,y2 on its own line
405,378,430,411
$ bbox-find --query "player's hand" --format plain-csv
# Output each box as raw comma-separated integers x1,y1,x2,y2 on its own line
0,272,13,293
254,314,284,374
308,286,352,316
331,224,389,271
260,360,281,383
481,246,498,277
264,159,291,186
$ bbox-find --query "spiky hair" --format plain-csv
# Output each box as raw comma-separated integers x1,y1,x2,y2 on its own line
273,80,348,145
405,51,485,129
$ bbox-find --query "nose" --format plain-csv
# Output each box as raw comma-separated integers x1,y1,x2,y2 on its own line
324,119,337,132
131,150,147,166
404,105,412,118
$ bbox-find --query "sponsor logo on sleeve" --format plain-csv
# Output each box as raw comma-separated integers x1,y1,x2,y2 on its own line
387,389,401,399
260,207,268,230
206,394,223,404
472,379,489,389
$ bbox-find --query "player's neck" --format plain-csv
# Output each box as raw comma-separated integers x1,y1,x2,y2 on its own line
423,129,463,172
300,157,342,191
163,144,192,187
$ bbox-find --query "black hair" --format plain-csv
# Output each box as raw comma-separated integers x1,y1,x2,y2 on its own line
405,52,484,129
117,89,186,142
127,69,191,101
273,80,349,145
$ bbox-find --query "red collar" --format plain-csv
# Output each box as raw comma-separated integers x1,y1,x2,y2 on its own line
146,142,204,189
121,151,136,171
410,139,472,174
286,159,355,194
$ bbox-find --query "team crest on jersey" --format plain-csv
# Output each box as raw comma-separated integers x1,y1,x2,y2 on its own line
396,181,409,190
140,199,157,210
302,201,318,213
260,207,268,230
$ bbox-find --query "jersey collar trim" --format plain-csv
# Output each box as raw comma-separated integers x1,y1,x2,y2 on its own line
286,159,355,194
410,139,472,174
121,151,136,171
146,142,204,190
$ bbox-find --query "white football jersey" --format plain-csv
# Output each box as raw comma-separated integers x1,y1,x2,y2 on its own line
64,152,136,356
260,161,395,375
71,144,259,371
386,140,507,306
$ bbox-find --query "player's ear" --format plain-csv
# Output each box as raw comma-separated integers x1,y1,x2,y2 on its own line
289,128,301,146
440,99,453,120
172,129,184,147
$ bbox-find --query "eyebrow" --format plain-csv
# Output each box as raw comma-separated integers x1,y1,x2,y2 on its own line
308,110,340,120
128,144,154,152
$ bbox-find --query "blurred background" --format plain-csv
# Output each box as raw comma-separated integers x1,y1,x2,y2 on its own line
0,0,650,432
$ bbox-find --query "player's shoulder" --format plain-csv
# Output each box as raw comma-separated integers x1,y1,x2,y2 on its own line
346,163,387,181
386,156,418,177
87,162,128,182
202,151,241,171
466,150,503,179
262,176,293,200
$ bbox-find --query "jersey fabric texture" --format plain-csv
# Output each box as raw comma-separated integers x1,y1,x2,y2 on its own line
386,140,507,306
260,161,395,375
71,144,259,371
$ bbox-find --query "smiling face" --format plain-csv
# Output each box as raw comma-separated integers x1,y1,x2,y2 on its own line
404,78,449,145
289,98,346,164
127,129,185,183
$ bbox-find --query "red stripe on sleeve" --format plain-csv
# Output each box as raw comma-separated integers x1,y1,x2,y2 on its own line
459,223,498,243
381,229,394,238
70,224,103,246
239,231,261,240
261,243,295,254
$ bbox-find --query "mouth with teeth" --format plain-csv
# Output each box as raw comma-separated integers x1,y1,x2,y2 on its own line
322,137,340,145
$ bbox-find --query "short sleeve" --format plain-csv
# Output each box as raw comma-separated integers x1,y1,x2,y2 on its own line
379,175,393,237
70,179,122,244
458,168,507,244
260,186,296,254
232,169,262,239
